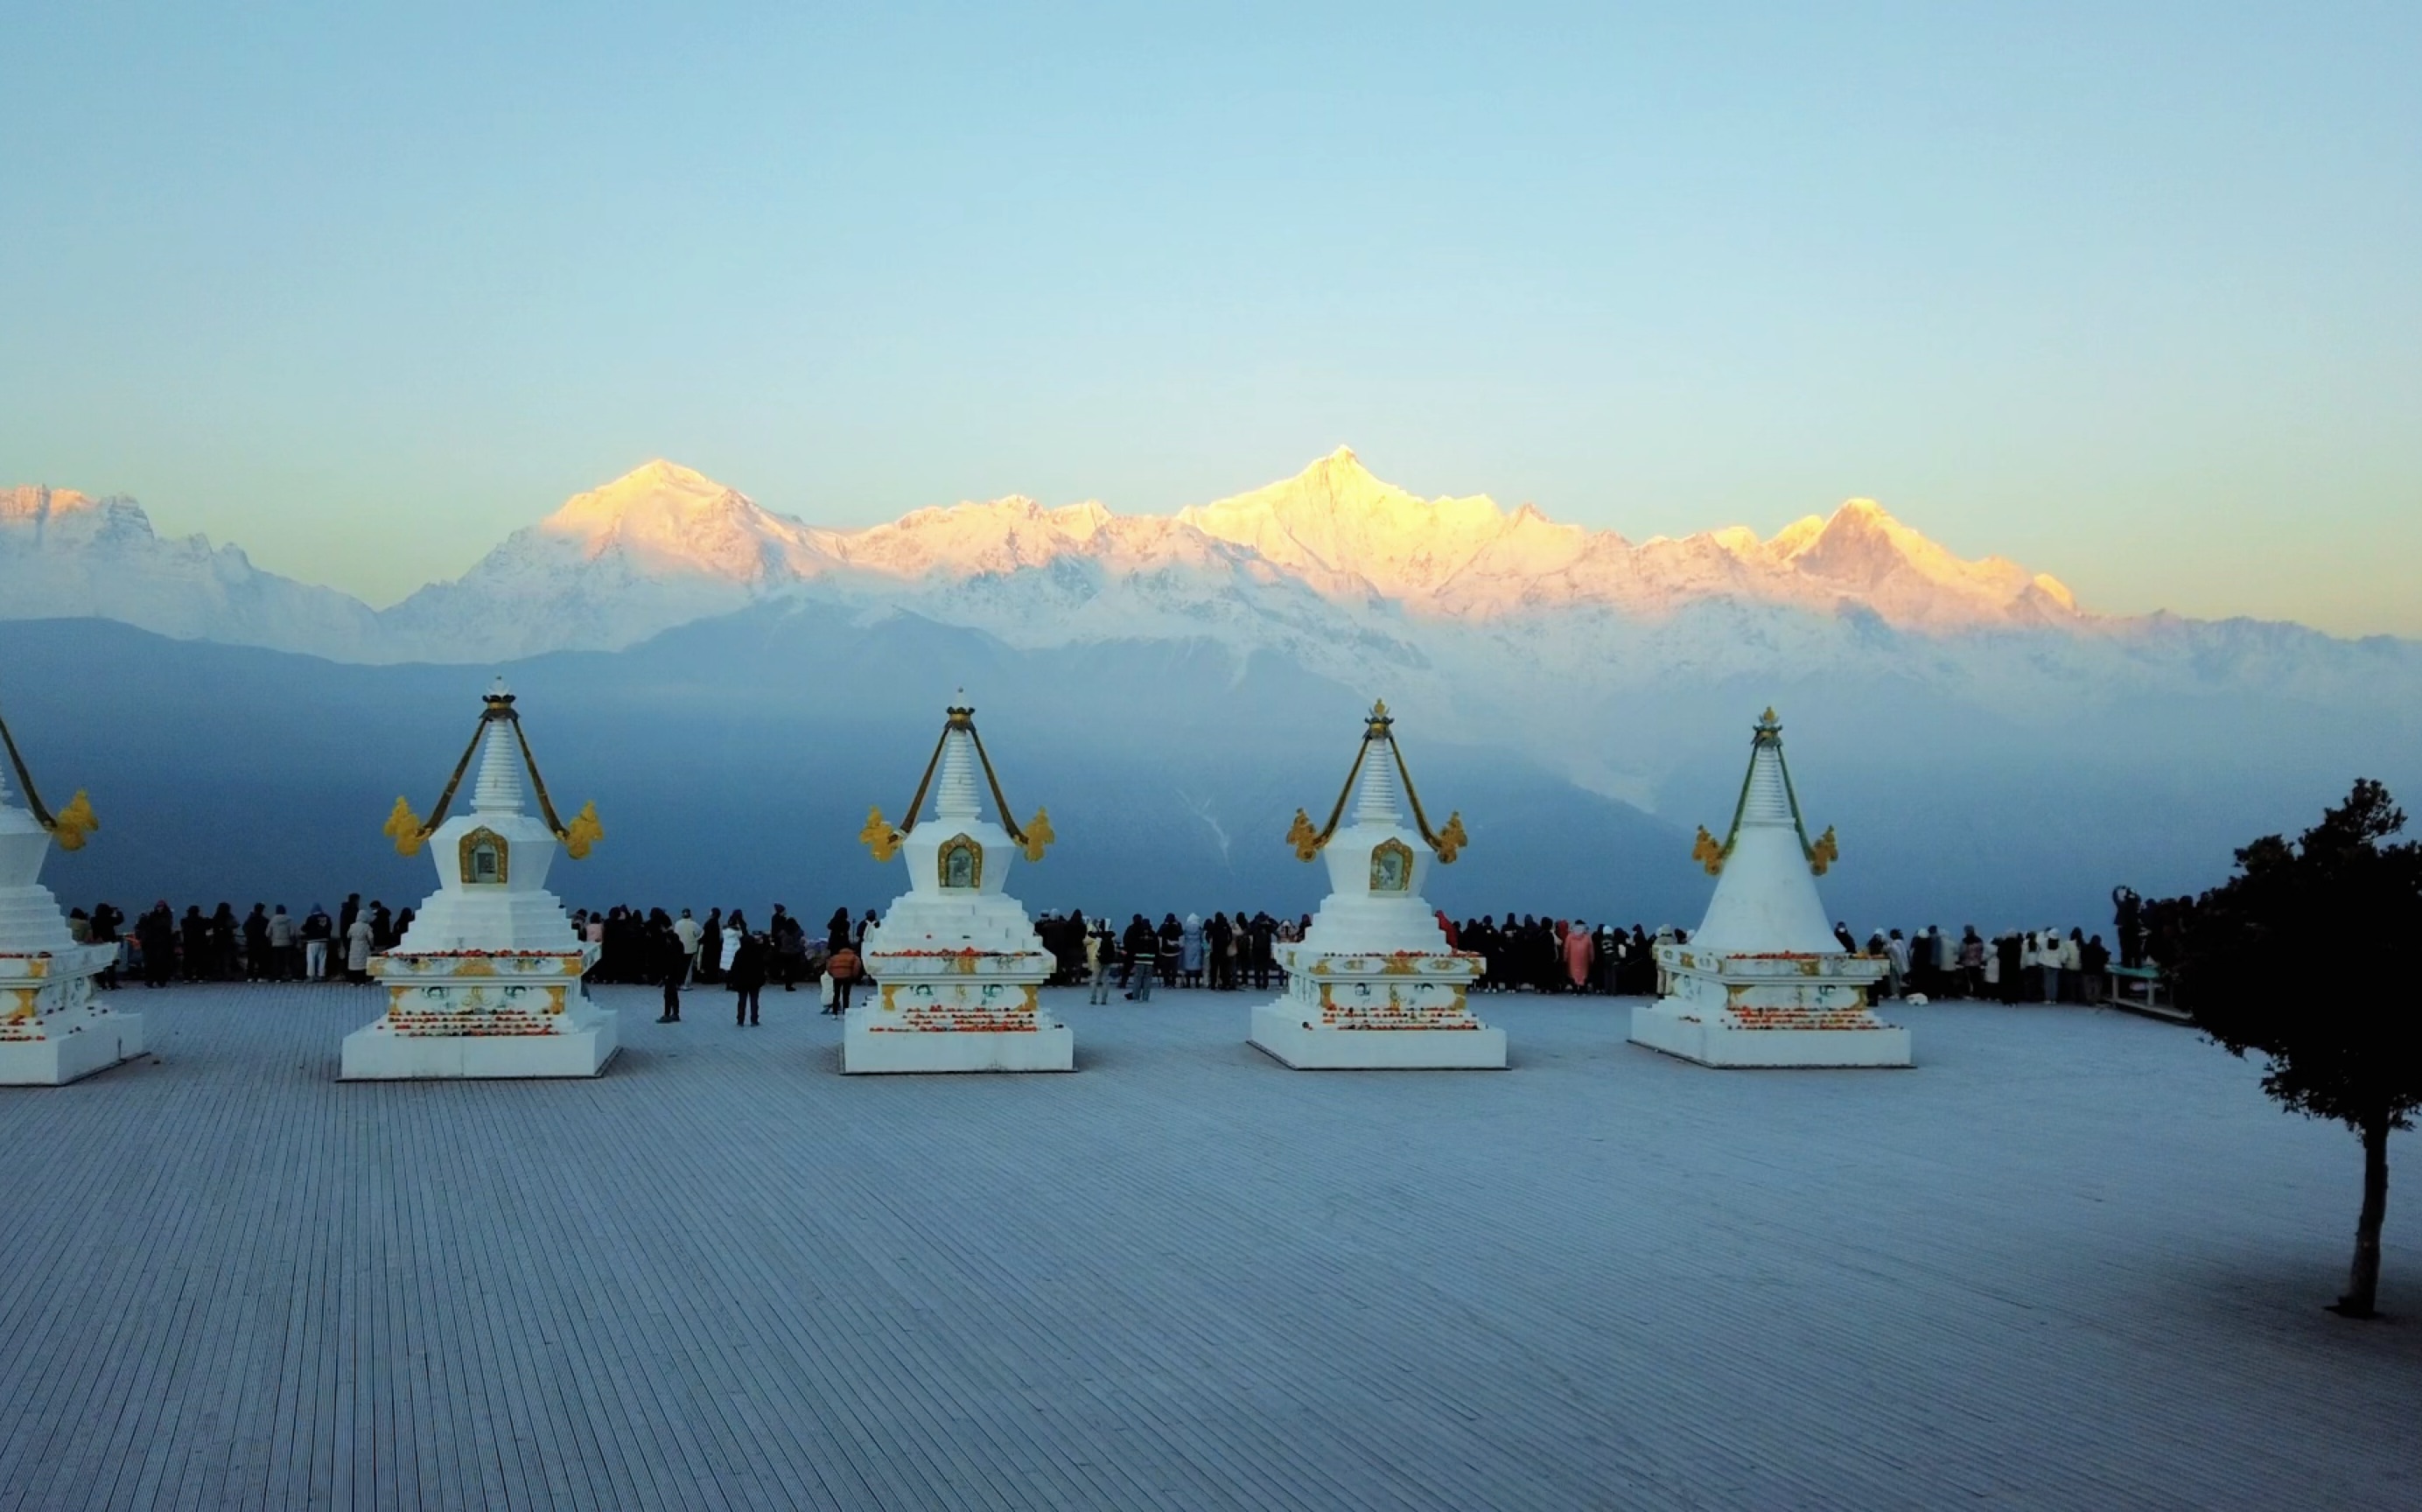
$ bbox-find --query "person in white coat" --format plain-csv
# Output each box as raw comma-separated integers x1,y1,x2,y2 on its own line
1883,930,1910,999
673,909,703,986
344,914,374,984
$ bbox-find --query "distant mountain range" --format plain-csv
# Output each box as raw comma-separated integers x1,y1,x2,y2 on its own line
10,449,2091,665
6,454,2418,924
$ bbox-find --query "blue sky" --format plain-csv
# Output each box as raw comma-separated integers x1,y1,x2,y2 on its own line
4,3,2417,630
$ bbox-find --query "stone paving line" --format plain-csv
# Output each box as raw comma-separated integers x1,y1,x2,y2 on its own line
0,984,2415,1511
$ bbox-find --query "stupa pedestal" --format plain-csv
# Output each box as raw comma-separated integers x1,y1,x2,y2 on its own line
0,717,141,1085
1630,709,1908,1068
340,682,616,1080
845,704,1071,1074
1250,703,1503,1070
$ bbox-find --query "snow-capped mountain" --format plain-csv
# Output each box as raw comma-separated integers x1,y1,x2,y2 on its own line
379,447,2098,661
0,486,383,659
381,460,841,661
0,449,2101,666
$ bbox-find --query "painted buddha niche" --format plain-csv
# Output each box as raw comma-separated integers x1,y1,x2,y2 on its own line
937,834,982,891
459,827,508,886
1369,837,1413,893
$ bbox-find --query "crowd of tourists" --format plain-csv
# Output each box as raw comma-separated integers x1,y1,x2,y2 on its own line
65,896,402,990
1036,912,1681,999
61,892,2176,1010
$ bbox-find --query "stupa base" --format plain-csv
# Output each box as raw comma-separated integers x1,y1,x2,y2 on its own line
841,1021,1074,1073
1628,999,1911,1068
0,1010,146,1085
340,1014,620,1080
841,1012,1074,1074
1250,1003,1506,1069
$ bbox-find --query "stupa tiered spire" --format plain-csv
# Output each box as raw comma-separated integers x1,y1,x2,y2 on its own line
859,703,1054,865
1286,701,1467,864
382,678,602,860
471,716,527,815
1691,708,1838,877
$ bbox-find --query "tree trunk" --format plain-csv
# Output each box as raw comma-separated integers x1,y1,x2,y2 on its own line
2334,1114,2390,1319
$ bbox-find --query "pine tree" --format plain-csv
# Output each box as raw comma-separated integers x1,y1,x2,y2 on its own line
2174,780,2422,1318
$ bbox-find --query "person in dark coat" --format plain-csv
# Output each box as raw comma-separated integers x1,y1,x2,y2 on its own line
656,933,684,1023
1248,912,1278,990
1205,913,1233,990
698,907,724,984
89,901,124,989
178,906,209,981
1121,915,1158,1000
728,933,767,1026
242,905,270,980
139,903,178,988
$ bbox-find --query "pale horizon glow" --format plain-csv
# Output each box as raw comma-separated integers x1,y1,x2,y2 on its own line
4,4,2417,634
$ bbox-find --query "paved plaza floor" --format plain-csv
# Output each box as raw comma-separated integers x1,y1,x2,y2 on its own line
0,985,2416,1510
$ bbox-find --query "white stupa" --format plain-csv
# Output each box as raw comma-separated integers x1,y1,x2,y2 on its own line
846,702,1071,1074
0,709,141,1084
1630,709,1908,1068
1250,702,1503,1069
339,680,616,1080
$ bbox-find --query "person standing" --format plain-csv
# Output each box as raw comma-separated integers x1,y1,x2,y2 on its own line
266,905,295,981
138,902,176,988
343,910,374,984
1122,914,1157,1002
722,911,746,976
1564,920,1593,993
772,906,805,991
243,905,271,981
674,909,702,987
179,906,210,982
825,942,859,1016
1086,920,1113,1005
729,932,766,1026
697,907,724,984
655,939,684,1023
302,903,332,980
89,901,123,989
1180,914,1204,989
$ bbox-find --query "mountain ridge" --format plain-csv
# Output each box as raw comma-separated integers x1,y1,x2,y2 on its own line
4,452,2118,662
